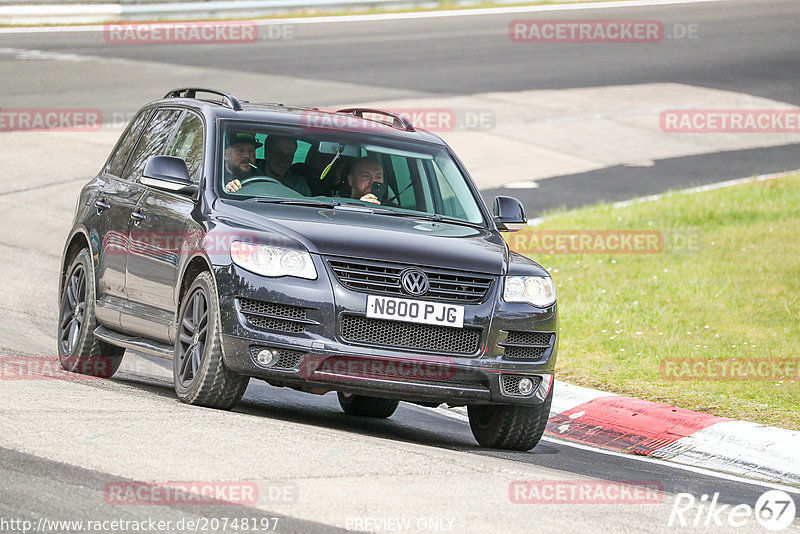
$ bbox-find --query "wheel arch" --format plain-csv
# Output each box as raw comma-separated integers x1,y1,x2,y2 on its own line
177,253,217,311
60,229,92,294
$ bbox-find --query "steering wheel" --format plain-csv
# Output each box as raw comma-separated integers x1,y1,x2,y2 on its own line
239,176,283,187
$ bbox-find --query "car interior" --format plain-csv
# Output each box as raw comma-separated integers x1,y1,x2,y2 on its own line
223,129,481,224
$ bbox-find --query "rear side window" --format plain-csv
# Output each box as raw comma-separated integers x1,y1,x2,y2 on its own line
107,110,151,177
167,113,204,182
293,140,312,165
122,109,182,182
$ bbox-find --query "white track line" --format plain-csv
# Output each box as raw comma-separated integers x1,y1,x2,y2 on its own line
542,434,800,494
429,405,800,493
612,170,797,208
526,170,799,227
430,167,800,490
0,0,730,34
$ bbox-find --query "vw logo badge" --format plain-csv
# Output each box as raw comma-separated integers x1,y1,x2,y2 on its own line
400,269,429,296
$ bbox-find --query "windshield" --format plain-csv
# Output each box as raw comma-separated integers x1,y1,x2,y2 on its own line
217,121,487,225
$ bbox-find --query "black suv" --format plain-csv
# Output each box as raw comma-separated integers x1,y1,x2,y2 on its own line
58,89,558,450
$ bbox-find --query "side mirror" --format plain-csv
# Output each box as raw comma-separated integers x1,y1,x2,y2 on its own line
493,196,527,232
141,155,198,197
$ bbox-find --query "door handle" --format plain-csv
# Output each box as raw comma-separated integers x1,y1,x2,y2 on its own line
95,199,110,212
130,210,146,222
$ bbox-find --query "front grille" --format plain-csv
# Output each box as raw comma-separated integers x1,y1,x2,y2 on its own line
500,375,541,397
244,315,305,333
506,331,552,346
240,299,307,320
248,346,305,369
238,298,309,334
327,257,494,304
500,331,555,361
504,346,549,360
340,314,482,355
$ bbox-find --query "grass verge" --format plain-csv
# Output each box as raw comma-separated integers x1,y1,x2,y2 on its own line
505,174,800,430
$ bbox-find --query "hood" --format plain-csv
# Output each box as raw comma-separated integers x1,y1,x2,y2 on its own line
214,200,508,275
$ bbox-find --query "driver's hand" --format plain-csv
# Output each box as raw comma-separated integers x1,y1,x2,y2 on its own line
226,179,242,192
359,193,380,205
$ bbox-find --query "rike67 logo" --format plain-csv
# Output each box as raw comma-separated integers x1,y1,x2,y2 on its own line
668,490,796,530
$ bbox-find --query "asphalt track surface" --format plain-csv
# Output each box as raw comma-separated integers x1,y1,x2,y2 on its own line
480,143,800,215
2,0,798,103
3,0,800,213
1,0,800,532
2,359,798,532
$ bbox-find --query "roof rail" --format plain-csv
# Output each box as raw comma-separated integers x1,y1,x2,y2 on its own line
164,88,243,112
336,108,415,132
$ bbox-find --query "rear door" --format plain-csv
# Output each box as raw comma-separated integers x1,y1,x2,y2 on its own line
93,108,152,327
122,110,205,343
98,107,183,337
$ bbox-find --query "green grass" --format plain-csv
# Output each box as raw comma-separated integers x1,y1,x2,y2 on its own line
506,174,800,430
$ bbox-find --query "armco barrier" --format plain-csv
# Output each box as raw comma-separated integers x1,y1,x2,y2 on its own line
0,0,654,26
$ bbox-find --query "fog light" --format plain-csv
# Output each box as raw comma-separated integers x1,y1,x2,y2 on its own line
518,377,535,395
256,349,275,367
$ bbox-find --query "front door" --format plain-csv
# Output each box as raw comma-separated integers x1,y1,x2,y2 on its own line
122,111,205,343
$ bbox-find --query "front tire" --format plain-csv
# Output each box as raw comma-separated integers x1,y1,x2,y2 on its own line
467,383,553,451
57,248,124,378
173,272,249,409
337,392,399,418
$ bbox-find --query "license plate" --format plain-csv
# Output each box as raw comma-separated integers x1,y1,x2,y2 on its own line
366,295,464,328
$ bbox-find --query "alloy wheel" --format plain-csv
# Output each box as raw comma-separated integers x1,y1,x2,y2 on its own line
176,288,209,387
59,263,86,355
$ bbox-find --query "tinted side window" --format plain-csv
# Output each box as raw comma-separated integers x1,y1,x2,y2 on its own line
167,113,204,182
293,140,312,165
122,109,182,181
107,110,151,177
432,164,468,220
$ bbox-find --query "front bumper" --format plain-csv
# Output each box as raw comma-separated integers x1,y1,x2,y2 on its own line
213,259,558,406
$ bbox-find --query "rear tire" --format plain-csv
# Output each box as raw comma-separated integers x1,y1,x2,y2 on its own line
57,248,125,378
173,272,249,409
337,392,399,418
467,383,553,451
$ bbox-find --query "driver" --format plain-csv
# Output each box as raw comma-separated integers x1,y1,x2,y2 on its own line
226,135,311,196
223,132,260,192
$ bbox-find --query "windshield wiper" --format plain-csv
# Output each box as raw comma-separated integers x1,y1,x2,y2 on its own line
368,208,484,228
254,198,340,208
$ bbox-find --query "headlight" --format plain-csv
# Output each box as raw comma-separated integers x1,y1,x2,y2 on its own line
230,241,317,280
503,276,556,307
